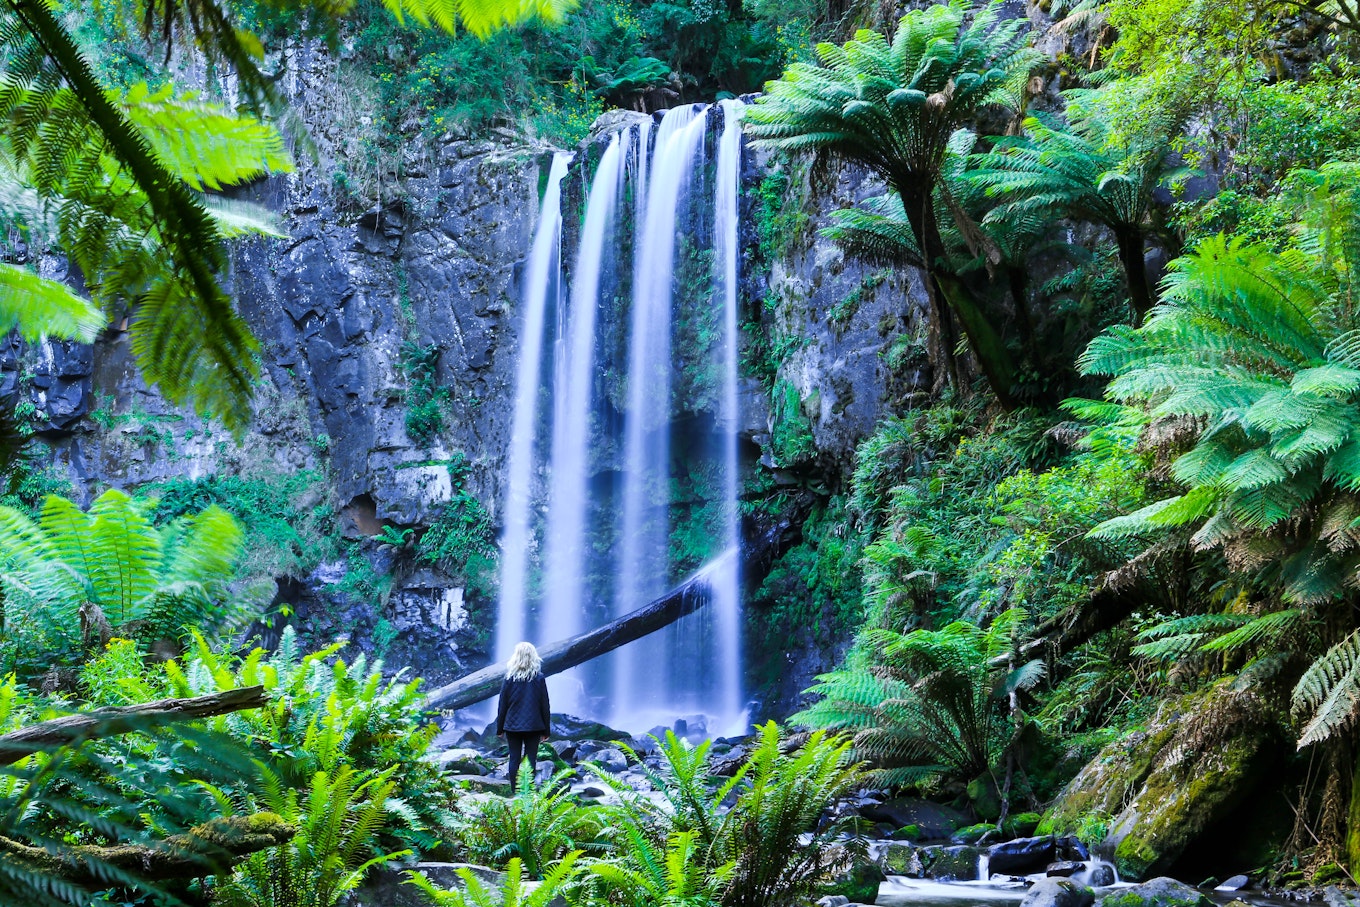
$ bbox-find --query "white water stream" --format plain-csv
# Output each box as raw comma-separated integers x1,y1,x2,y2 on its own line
541,135,625,712
495,151,570,664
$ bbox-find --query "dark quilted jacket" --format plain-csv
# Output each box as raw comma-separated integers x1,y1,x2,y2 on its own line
496,674,551,734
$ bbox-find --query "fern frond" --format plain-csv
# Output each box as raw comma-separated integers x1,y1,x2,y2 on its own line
1294,629,1360,747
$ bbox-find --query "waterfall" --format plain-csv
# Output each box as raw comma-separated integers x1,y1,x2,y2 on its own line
496,151,570,663
540,135,625,712
712,98,745,734
493,106,746,733
613,104,710,726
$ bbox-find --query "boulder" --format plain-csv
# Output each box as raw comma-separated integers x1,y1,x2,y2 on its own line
1098,878,1212,907
951,823,993,845
445,774,511,795
548,739,579,761
550,714,632,743
1004,812,1043,838
1047,861,1085,878
922,845,985,881
875,841,923,877
860,798,969,841
1081,863,1118,888
989,836,1058,875
352,862,506,907
436,748,488,775
1022,878,1095,907
1037,681,1282,880
712,745,748,777
968,775,1003,822
588,746,628,773
819,859,885,904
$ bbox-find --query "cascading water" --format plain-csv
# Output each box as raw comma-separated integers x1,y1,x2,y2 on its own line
494,107,747,733
496,151,570,664
540,135,625,712
712,98,746,731
614,105,716,728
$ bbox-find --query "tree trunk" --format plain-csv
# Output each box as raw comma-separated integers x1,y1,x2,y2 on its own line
1008,265,1033,347
424,493,814,713
900,182,1017,408
1115,227,1153,324
0,686,268,765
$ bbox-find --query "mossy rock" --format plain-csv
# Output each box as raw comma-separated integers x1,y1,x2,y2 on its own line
1042,681,1282,881
1097,877,1211,907
953,823,993,844
820,861,885,903
1003,812,1042,838
892,823,923,841
922,845,986,881
877,841,923,876
968,775,1002,822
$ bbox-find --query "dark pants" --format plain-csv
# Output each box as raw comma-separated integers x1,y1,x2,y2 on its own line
506,731,542,789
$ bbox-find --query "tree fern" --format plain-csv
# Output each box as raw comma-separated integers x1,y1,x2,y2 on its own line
794,609,1034,786
969,97,1187,319
745,0,1040,405
0,262,103,343
1077,180,1360,607
0,489,250,667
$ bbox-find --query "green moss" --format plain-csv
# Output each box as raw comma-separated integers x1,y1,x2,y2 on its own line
754,163,813,263
819,861,884,903
771,378,816,465
1003,812,1042,837
953,823,992,844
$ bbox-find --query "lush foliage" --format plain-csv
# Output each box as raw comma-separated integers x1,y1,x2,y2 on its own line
0,489,258,672
341,0,806,148
402,724,860,907
796,609,1042,786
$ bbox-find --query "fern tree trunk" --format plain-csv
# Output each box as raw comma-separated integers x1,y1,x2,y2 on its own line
1114,226,1154,324
899,182,1017,408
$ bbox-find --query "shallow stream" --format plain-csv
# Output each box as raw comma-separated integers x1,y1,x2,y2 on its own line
874,877,1313,907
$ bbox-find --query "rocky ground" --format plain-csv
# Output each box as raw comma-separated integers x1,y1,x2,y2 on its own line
347,713,1296,907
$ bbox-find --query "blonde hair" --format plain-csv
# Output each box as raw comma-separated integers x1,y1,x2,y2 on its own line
506,642,543,681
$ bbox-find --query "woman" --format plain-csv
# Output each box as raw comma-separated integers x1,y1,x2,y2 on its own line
495,641,551,789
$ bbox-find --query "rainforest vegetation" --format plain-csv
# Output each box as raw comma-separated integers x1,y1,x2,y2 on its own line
5,0,1360,903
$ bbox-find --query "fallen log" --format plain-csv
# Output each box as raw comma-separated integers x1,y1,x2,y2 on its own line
0,813,295,884
425,552,734,712
0,685,268,765
424,490,815,713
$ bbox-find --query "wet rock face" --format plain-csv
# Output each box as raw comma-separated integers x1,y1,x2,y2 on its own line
751,151,932,469
232,132,538,526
